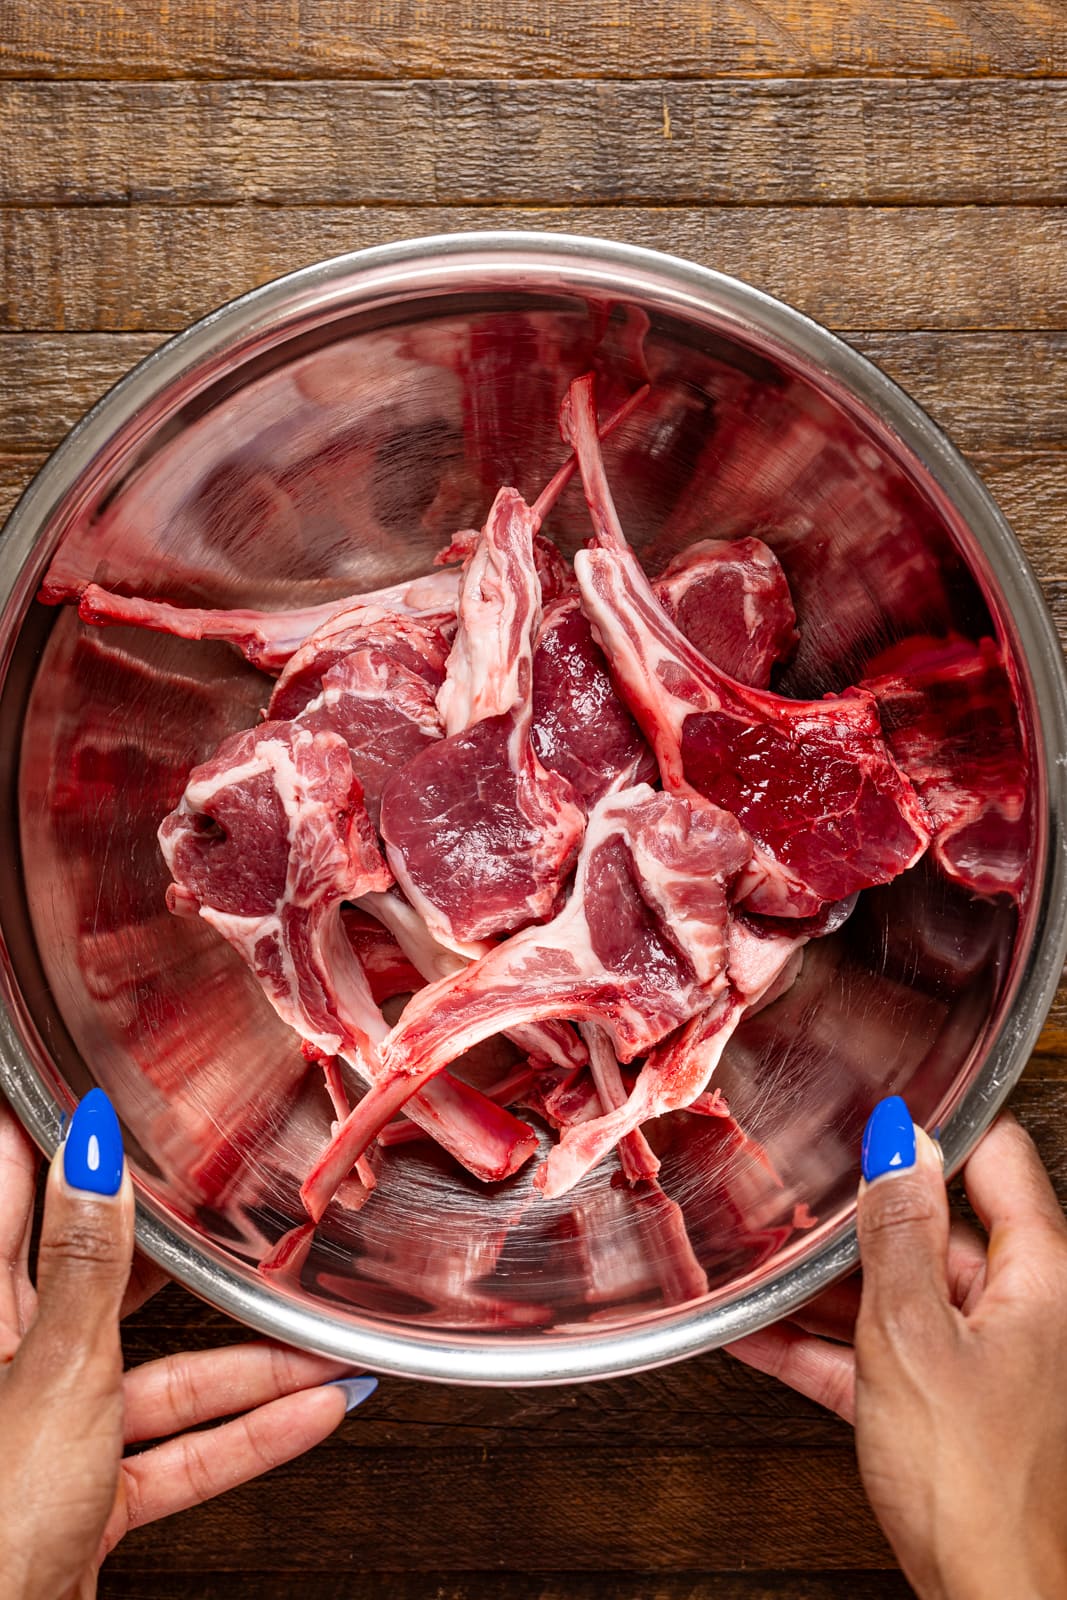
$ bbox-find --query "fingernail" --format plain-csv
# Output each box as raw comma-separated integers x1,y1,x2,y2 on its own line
861,1094,916,1183
63,1088,124,1197
324,1375,378,1413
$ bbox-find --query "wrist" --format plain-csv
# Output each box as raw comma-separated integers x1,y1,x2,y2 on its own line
930,1535,1067,1600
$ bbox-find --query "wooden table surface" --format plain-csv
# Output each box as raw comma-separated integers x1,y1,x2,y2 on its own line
3,5,1067,1596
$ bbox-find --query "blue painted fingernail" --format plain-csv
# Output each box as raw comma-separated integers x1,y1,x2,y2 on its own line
861,1095,916,1183
324,1375,378,1413
63,1088,124,1197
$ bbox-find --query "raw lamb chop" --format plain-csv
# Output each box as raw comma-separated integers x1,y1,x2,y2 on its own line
307,784,754,1172
358,885,587,1071
531,598,656,811
379,486,585,949
158,718,539,1208
268,608,451,719
651,537,798,688
537,915,808,1198
860,633,1029,897
291,643,444,829
563,374,931,916
580,1021,661,1184
40,568,462,675
340,906,424,1004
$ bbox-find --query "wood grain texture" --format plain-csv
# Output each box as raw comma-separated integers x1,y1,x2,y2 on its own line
5,79,1067,207
104,1442,888,1572
3,205,1067,333
98,1573,916,1598
2,0,1065,81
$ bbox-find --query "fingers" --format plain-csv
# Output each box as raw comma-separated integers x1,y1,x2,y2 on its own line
856,1101,952,1332
19,1090,133,1383
945,1217,988,1316
120,1253,169,1321
0,1100,39,1355
112,1382,372,1541
790,1276,861,1344
962,1113,1067,1284
725,1324,856,1423
123,1341,355,1444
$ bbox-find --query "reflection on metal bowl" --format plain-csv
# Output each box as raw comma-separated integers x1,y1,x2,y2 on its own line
0,233,1065,1385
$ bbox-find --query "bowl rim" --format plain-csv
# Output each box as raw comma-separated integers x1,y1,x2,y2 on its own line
2,229,1066,1385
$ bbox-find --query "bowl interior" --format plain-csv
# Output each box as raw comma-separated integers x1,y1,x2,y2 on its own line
0,244,1048,1377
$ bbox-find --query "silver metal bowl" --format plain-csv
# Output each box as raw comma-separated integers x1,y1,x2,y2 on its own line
1,233,1065,1385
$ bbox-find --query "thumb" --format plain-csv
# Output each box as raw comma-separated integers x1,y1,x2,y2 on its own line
20,1088,134,1377
856,1096,950,1325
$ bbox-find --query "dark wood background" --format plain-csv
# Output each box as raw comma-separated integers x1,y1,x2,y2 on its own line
3,5,1066,1596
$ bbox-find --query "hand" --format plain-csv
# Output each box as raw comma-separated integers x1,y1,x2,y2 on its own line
0,1092,376,1599
726,1107,1067,1600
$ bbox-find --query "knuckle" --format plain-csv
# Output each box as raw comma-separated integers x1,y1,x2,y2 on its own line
822,1360,855,1422
41,1218,125,1275
243,1408,283,1477
860,1182,940,1242
163,1357,202,1428
182,1431,218,1506
267,1341,297,1393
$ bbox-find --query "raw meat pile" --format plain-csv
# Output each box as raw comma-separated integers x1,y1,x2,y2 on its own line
40,373,1025,1228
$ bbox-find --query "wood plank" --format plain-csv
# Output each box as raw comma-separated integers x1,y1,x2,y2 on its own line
0,452,47,521
3,206,1067,334
5,80,1067,207
99,1573,914,1599
0,335,162,450
102,1440,887,1571
117,1300,850,1454
970,451,1067,577
3,333,1065,460
1,0,1064,81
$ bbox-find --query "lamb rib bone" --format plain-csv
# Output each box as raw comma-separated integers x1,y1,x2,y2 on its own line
44,569,462,674
536,915,808,1198
562,373,931,916
358,887,587,1071
37,385,648,676
157,719,539,1219
380,486,585,949
309,783,753,1175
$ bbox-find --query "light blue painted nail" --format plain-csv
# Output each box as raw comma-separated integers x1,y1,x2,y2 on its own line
324,1375,379,1413
63,1088,123,1197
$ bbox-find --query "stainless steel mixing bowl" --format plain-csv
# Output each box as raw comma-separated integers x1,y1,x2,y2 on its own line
1,233,1066,1385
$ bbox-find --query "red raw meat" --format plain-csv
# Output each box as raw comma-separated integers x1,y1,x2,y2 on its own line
861,633,1029,897
531,597,657,811
39,568,462,676
579,1021,661,1185
564,374,931,916
437,526,578,607
380,486,585,949
340,906,424,1004
358,885,587,1072
652,537,798,688
314,784,753,1171
289,644,444,829
158,718,539,1209
537,915,807,1197
644,368,953,693
269,607,451,719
